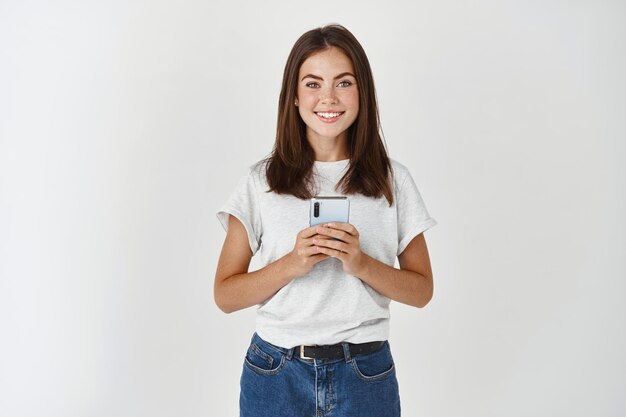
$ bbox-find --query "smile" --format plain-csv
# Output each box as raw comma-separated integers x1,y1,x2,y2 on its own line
315,111,344,122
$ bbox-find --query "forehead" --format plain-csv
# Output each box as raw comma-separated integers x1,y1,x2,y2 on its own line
299,47,354,76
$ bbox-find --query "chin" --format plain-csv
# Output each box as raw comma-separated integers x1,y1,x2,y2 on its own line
317,131,347,140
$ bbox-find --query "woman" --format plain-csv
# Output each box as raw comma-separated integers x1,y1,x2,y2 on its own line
215,24,437,417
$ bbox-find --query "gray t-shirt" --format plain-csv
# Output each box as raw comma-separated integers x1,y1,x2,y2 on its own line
216,158,437,348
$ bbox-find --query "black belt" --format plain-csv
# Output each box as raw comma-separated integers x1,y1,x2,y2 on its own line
297,341,384,360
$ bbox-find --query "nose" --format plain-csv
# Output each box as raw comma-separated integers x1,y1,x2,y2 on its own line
319,86,338,104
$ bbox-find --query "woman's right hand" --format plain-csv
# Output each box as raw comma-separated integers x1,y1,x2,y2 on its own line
284,225,330,277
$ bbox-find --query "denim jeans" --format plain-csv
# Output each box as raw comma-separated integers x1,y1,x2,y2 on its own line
240,332,401,417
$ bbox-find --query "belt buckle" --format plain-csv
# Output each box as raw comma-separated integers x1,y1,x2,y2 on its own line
299,345,314,360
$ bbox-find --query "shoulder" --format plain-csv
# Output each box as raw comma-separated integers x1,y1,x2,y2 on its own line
388,157,411,188
241,158,270,191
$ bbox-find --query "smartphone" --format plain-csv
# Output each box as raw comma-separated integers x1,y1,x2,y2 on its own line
309,196,350,227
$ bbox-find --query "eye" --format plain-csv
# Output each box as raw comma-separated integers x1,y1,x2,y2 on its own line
305,82,320,88
338,80,353,87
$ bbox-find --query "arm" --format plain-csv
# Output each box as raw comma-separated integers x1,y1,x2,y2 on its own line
214,215,329,313
214,215,295,313
356,233,433,308
313,223,434,308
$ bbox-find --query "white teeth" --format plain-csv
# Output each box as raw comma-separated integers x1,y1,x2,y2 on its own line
317,112,342,119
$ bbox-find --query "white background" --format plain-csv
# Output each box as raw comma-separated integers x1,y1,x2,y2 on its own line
1,1,625,416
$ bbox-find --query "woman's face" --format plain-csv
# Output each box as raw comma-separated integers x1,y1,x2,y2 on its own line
296,47,359,145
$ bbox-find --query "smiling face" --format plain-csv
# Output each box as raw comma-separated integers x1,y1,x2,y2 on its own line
296,47,359,148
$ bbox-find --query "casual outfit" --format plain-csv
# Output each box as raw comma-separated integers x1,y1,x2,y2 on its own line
217,158,437,416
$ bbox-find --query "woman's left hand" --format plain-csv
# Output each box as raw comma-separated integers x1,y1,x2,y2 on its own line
312,222,368,277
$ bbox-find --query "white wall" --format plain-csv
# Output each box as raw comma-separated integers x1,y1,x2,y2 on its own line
1,1,624,416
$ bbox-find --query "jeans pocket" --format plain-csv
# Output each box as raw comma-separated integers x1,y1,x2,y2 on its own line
244,341,286,376
350,341,396,382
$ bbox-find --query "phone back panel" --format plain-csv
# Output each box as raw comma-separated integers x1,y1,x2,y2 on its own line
309,196,350,227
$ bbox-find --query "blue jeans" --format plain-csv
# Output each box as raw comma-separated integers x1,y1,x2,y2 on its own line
240,332,401,417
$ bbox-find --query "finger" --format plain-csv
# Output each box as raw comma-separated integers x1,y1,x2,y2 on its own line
302,234,323,247
316,245,346,260
321,222,358,237
315,226,352,244
304,244,329,257
313,236,346,252
311,253,330,262
315,225,344,239
299,225,323,239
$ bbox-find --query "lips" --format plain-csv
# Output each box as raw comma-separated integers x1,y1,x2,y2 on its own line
315,111,344,123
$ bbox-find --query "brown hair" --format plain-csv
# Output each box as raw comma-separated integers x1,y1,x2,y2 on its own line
263,24,394,206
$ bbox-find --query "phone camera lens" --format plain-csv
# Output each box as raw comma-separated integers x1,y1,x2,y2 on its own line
314,202,319,218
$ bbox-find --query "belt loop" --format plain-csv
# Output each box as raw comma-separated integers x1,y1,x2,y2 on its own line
286,346,295,361
342,342,351,363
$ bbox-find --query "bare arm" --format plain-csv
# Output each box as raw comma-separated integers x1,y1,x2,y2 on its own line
214,215,329,313
356,233,433,308
313,223,434,308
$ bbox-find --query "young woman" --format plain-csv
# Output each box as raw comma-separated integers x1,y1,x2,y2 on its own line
215,24,437,417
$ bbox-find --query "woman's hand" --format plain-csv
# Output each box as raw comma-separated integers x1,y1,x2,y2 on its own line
312,222,368,277
284,225,331,277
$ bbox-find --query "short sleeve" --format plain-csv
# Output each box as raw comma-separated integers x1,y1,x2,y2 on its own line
396,170,437,256
216,168,262,255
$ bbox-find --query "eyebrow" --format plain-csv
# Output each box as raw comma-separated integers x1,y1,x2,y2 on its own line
301,72,356,81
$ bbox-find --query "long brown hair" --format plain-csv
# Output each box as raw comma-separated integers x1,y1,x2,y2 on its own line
263,24,394,206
